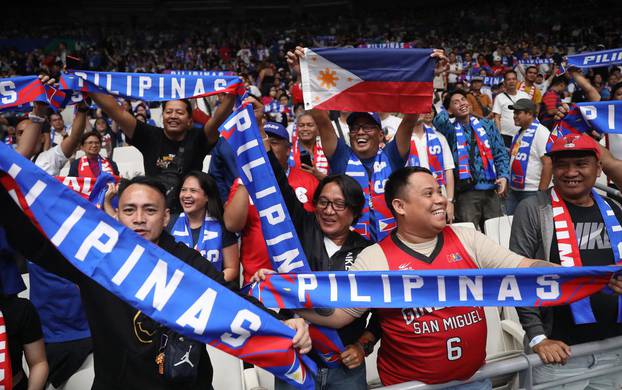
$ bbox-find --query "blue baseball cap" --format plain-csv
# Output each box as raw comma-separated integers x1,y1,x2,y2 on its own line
346,112,382,128
264,122,290,143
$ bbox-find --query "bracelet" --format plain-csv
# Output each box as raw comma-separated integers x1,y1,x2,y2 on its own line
28,112,47,124
77,106,90,113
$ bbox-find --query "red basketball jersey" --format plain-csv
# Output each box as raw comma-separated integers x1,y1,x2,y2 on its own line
376,227,487,385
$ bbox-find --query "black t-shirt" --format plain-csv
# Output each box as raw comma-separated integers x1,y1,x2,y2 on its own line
0,184,282,390
127,121,214,197
549,198,622,345
0,295,43,377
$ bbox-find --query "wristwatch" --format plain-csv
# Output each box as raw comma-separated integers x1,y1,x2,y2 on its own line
28,112,47,124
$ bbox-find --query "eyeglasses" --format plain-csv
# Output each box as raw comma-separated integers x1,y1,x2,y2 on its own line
349,124,379,134
316,197,347,211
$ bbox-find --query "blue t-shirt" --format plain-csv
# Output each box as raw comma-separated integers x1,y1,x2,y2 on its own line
328,138,407,177
208,138,239,201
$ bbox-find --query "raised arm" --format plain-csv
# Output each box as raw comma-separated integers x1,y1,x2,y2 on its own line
286,46,339,157
568,68,601,102
394,114,418,158
89,92,137,139
224,181,249,232
15,102,47,158
59,102,89,158
204,93,236,146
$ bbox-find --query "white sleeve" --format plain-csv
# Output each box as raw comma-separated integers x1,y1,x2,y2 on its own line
492,95,503,115
34,144,68,176
437,132,455,169
534,126,551,158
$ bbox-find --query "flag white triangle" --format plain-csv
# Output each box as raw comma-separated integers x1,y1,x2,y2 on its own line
300,48,363,110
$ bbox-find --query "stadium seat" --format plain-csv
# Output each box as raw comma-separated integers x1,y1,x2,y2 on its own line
450,221,477,229
484,215,514,249
365,342,382,388
484,306,524,389
207,345,244,390
112,146,144,178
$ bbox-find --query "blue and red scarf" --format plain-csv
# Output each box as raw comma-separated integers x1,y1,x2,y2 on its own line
551,188,622,324
171,213,223,271
510,121,539,190
408,125,446,186
455,116,496,181
220,104,345,367
0,141,316,389
345,149,395,242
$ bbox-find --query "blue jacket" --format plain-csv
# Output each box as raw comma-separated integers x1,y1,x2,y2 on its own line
433,110,509,190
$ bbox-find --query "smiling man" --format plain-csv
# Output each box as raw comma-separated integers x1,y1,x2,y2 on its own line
89,92,235,208
69,131,119,177
433,90,509,230
297,166,545,389
1,175,311,390
510,133,622,388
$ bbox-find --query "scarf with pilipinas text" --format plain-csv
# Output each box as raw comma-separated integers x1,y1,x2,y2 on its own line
0,76,78,111
249,267,621,309
300,48,434,114
59,70,244,101
0,142,317,390
219,104,346,366
547,101,622,150
567,48,622,68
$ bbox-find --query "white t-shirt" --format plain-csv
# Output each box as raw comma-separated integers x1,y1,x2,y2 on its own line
509,123,550,191
381,114,402,140
492,91,531,137
410,129,455,172
34,144,68,175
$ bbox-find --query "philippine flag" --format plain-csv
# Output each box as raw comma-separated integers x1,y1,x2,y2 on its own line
300,48,435,114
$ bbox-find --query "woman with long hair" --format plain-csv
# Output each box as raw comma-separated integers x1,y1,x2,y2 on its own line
169,171,240,283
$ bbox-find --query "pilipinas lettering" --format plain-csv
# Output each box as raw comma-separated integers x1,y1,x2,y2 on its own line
568,48,622,68
221,106,308,274
5,160,262,348
70,71,232,99
290,272,564,308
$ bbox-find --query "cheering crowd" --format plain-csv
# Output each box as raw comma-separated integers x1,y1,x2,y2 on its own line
2,5,622,390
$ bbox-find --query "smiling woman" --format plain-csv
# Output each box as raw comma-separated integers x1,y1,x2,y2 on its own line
168,171,240,283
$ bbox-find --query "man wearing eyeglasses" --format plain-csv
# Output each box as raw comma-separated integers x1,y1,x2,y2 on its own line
299,110,416,242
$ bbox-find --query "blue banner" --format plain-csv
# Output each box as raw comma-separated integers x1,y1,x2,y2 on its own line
249,267,621,309
0,76,48,110
567,48,622,68
0,142,316,389
59,70,243,101
463,75,503,86
219,104,346,365
576,101,622,134
518,58,554,65
165,70,237,76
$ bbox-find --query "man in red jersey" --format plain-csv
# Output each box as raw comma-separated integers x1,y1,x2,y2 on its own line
299,166,547,389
